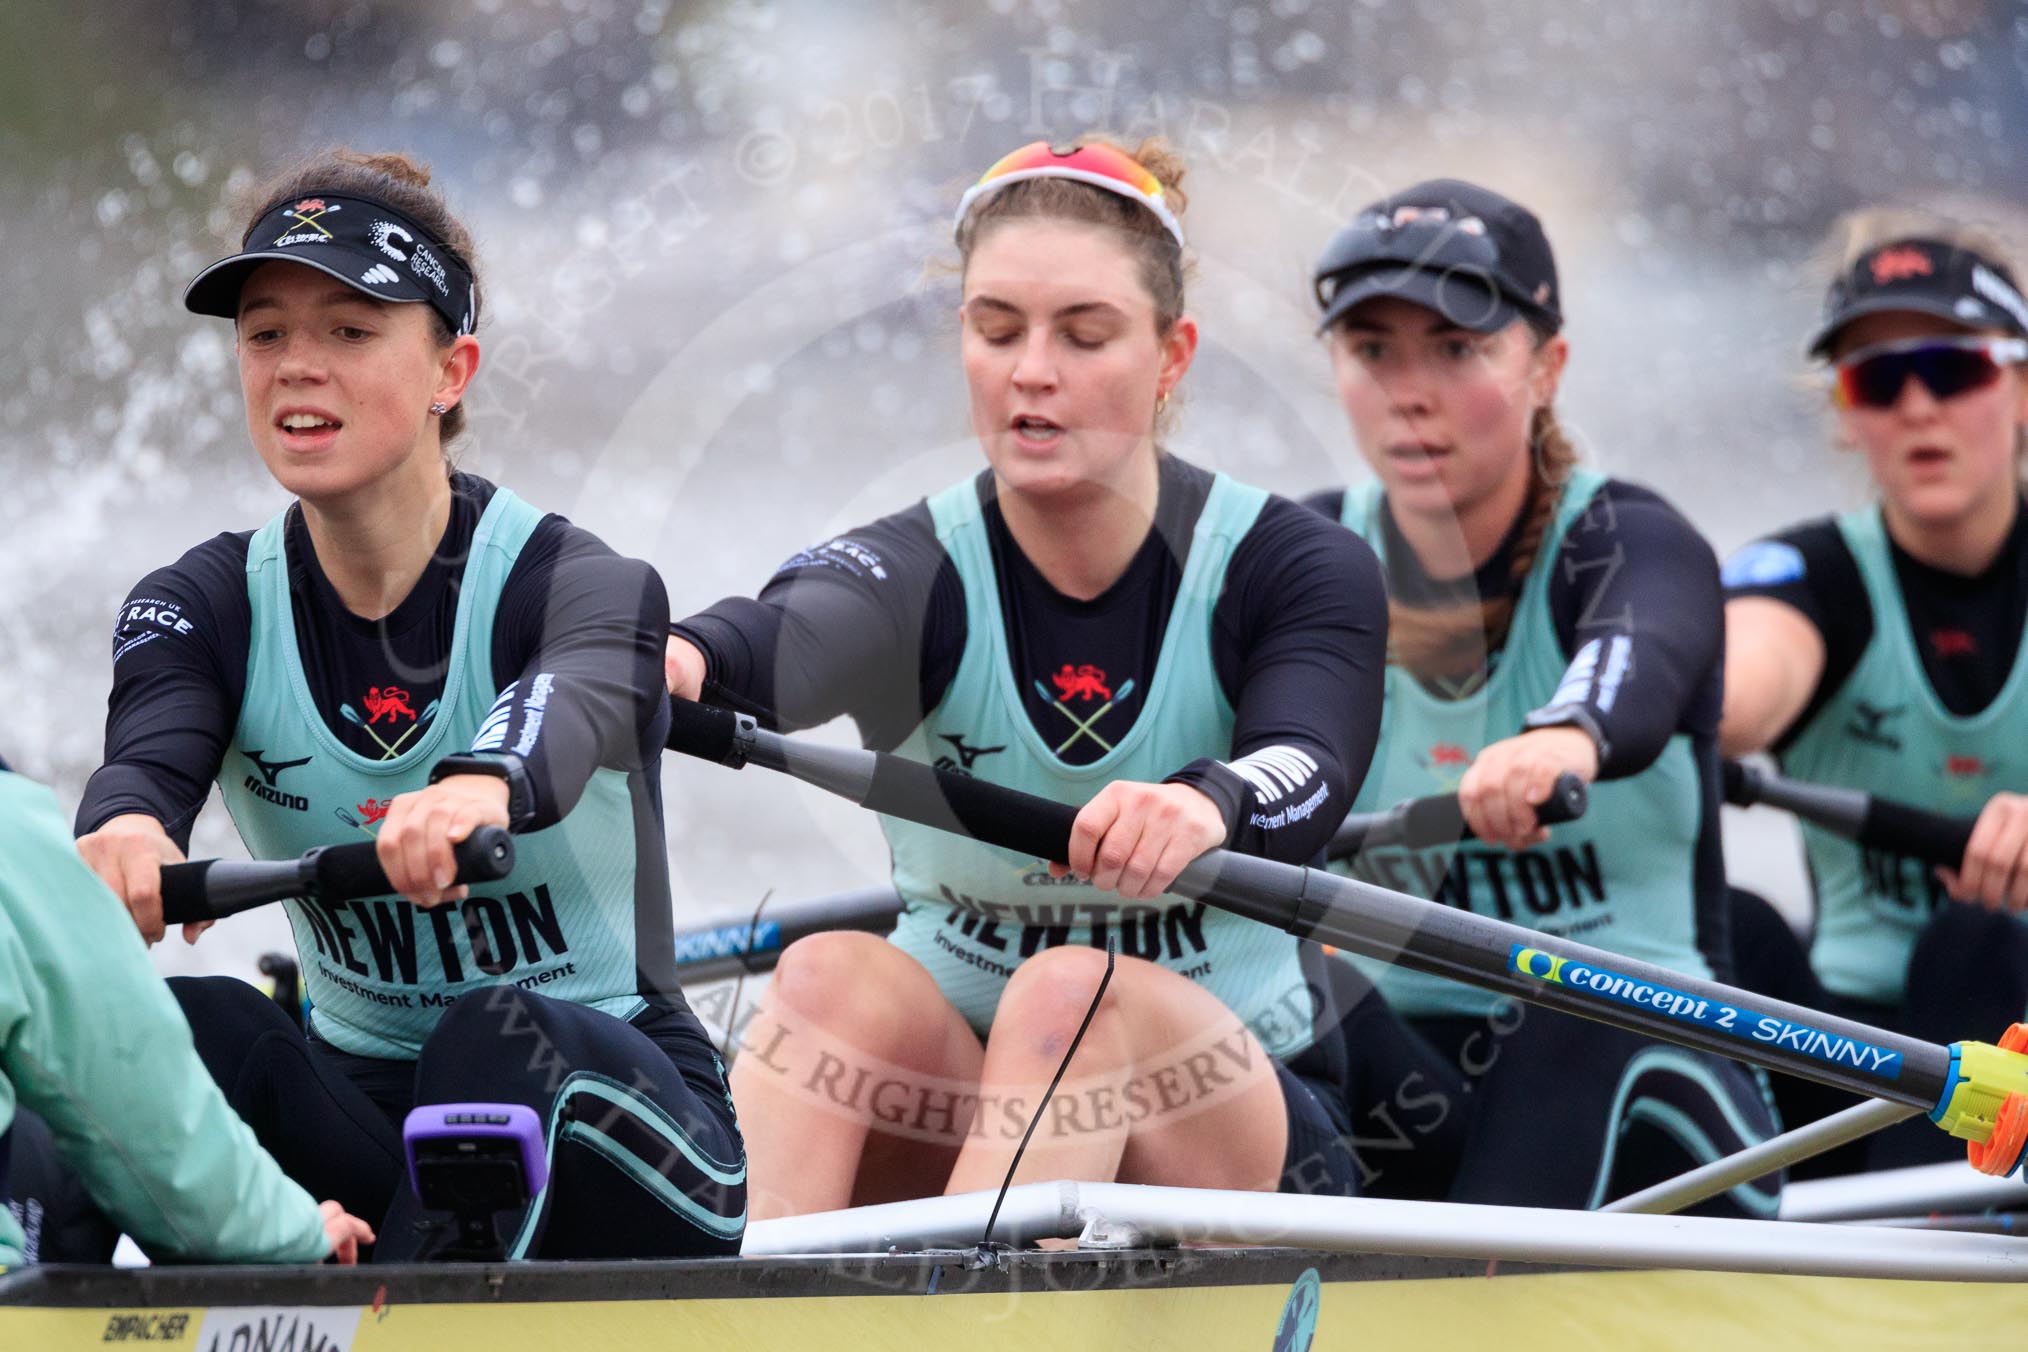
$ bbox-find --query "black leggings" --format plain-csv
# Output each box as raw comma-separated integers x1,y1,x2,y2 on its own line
167,977,746,1260
1728,887,2028,1176
3,1108,121,1263
1302,947,1780,1216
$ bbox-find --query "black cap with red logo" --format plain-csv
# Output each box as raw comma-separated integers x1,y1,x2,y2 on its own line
1313,179,1562,336
1808,237,2028,358
183,193,475,338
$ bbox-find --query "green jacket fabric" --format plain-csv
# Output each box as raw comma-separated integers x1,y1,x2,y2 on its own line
0,768,328,1267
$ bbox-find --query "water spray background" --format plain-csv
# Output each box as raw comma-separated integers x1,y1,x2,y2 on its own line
4,0,2024,987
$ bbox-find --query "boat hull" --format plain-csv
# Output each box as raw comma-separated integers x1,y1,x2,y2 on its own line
6,1248,2026,1350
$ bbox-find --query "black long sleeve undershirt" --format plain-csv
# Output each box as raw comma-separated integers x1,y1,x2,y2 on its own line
1301,479,1724,778
79,474,668,846
675,457,1388,863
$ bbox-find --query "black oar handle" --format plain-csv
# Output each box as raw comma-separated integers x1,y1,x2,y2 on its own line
1326,772,1588,860
1723,760,1975,868
666,699,1083,861
158,827,516,925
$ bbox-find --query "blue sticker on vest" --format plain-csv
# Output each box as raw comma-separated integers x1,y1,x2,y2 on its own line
1722,541,1807,589
1509,945,1903,1080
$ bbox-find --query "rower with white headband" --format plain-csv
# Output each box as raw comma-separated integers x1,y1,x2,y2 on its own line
665,136,1404,1217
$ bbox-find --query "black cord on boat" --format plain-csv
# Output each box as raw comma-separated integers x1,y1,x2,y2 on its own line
977,941,1116,1255
717,887,773,1064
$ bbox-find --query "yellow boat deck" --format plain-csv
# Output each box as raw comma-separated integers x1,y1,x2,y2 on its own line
5,1247,2027,1351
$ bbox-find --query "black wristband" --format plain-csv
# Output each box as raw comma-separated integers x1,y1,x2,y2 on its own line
429,752,535,831
1521,704,1610,766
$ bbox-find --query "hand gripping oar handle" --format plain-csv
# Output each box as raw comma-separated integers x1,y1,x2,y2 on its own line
1326,772,1588,859
665,700,2028,1169
158,827,516,925
1722,760,1975,867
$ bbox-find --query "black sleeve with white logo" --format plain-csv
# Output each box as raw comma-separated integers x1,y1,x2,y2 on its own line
1538,482,1724,779
1164,494,1389,863
672,502,967,751
77,534,255,847
483,520,674,831
1720,518,1872,748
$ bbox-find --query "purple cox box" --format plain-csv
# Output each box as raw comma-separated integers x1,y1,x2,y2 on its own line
403,1102,549,1201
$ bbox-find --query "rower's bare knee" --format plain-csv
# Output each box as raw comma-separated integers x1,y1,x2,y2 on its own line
767,931,939,1058
993,946,1122,1061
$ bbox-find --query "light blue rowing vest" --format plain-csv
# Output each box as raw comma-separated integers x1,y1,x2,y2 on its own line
1335,471,1712,1018
216,491,646,1059
881,472,1324,1059
1778,505,2028,1005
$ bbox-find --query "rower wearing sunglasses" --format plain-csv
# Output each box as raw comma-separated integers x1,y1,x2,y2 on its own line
1722,219,2028,1174
1304,181,1781,1214
667,138,1393,1218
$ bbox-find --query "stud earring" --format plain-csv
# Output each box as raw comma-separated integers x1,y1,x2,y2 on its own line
429,401,450,415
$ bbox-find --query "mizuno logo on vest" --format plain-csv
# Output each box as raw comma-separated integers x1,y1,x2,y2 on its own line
242,749,311,811
936,733,1006,773
1846,700,1904,750
244,750,311,786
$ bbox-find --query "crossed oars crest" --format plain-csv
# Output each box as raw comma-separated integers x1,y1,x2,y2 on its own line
1033,669,1139,754
284,198,338,238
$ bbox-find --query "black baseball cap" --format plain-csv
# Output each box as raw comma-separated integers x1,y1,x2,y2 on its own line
1313,179,1561,335
183,192,475,337
1808,237,2028,358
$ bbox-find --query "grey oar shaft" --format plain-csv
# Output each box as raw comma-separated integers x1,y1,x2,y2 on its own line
1602,1099,1924,1216
1169,850,1953,1110
677,710,1959,1118
673,887,902,983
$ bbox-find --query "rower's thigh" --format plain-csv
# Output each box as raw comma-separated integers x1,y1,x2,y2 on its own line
1867,905,2028,1169
166,975,405,1224
738,932,984,1204
993,948,1290,1192
737,931,986,1120
4,1108,120,1262
1903,903,2028,1044
395,987,745,1260
1449,1007,1781,1215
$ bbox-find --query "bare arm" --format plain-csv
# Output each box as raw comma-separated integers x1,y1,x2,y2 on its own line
1719,597,1828,757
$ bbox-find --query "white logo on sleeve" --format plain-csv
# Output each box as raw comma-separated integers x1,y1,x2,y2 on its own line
472,682,516,752
1226,745,1320,805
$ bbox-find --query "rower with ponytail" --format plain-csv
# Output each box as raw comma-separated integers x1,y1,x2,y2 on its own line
1302,180,1780,1215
